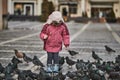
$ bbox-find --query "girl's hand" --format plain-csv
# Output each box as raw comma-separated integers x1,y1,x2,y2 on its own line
65,46,69,51
44,34,48,39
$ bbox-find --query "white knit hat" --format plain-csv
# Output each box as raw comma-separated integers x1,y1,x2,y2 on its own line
45,11,64,24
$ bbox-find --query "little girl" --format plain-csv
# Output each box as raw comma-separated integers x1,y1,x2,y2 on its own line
40,11,70,72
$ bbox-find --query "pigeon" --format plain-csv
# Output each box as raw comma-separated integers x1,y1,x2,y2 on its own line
68,50,79,56
17,69,28,80
4,63,14,74
65,56,76,68
26,76,33,80
4,73,14,80
92,50,102,61
59,56,65,66
23,53,32,63
11,56,22,64
25,70,38,79
66,71,77,79
104,45,116,53
115,55,120,63
0,63,4,73
14,49,24,58
104,61,115,73
32,56,45,67
38,67,50,80
58,71,66,80
80,72,90,80
89,71,101,80
75,59,86,71
108,71,120,80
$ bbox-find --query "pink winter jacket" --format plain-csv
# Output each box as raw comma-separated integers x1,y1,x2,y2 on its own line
40,23,70,52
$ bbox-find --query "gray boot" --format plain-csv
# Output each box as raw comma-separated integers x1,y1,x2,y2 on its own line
47,64,53,72
53,64,59,72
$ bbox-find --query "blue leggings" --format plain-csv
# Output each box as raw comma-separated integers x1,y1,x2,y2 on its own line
47,52,59,64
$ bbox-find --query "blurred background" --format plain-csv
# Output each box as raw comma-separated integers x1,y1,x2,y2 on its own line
0,0,120,30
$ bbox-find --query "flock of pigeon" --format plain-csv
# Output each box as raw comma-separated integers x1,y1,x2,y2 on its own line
0,45,120,80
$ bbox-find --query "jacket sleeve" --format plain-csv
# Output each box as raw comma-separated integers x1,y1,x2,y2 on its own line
40,24,49,40
62,23,70,47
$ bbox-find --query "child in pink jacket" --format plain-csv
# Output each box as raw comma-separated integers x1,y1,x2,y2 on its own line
40,11,70,72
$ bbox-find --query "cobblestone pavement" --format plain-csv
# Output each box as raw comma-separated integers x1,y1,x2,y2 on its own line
0,21,120,79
